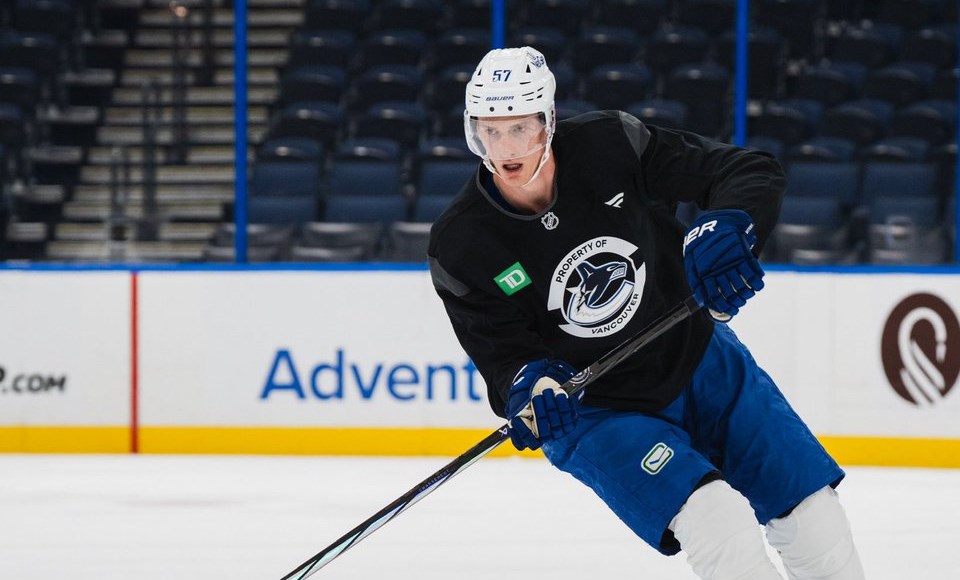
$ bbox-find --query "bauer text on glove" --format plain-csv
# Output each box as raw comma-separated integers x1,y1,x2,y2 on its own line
682,209,764,321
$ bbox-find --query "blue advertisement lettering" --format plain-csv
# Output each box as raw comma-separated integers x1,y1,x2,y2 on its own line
260,349,484,403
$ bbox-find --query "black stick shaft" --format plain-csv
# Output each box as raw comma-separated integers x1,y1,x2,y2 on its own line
280,296,700,580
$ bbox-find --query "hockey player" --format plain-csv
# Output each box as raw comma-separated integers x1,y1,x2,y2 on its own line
428,47,865,579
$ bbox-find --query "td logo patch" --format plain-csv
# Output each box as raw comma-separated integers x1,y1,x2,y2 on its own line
547,236,646,338
495,262,531,296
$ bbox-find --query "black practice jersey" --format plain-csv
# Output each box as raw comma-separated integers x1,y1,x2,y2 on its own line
428,111,785,418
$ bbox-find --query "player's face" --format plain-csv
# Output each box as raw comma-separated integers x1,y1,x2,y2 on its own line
474,114,548,182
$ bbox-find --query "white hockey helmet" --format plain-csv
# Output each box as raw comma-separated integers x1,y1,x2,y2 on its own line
464,47,557,179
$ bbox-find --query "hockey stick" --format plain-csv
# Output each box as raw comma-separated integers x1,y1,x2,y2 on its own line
280,294,701,580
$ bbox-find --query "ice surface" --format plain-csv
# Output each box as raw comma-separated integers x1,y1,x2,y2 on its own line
0,454,957,579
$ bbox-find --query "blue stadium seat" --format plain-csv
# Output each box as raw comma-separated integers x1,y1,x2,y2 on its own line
550,62,577,101
213,223,297,249
297,221,384,260
864,62,936,108
582,64,652,111
903,26,957,70
792,62,865,108
753,0,818,58
870,196,941,228
430,28,489,71
279,65,347,106
819,99,895,145
889,99,956,145
555,99,597,120
510,26,567,65
288,30,356,69
359,29,428,69
662,63,731,137
830,23,902,69
678,0,736,35
435,104,466,138
932,67,958,101
787,137,857,162
626,99,688,130
249,195,319,225
647,25,710,75
772,196,852,263
860,137,930,162
288,245,367,262
571,27,642,74
594,0,665,34
413,138,474,199
251,137,323,198
751,99,822,146
861,160,938,202
777,196,841,231
746,136,785,161
930,141,957,197
413,193,456,222
785,161,860,207
717,26,785,100
324,139,406,224
448,0,491,28
203,244,283,263
385,221,432,261
519,0,590,36
413,139,475,208
324,194,409,225
304,0,369,34
351,102,429,149
875,0,939,29
267,101,342,147
369,0,444,34
347,65,422,111
426,65,473,113
868,195,947,263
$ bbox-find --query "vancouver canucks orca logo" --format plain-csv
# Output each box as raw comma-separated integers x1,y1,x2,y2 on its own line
567,261,634,325
548,237,646,338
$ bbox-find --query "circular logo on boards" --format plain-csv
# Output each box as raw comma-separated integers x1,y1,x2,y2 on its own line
880,293,960,406
547,236,645,338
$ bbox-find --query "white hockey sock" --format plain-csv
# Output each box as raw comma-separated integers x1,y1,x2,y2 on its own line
765,486,865,580
669,480,784,580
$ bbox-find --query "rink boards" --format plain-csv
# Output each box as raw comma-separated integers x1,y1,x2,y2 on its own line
1,266,959,467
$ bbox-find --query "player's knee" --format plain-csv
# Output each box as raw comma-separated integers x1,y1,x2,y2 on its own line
765,486,864,580
669,480,782,580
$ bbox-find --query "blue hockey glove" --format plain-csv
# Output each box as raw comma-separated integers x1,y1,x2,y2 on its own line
505,359,580,451
683,209,765,321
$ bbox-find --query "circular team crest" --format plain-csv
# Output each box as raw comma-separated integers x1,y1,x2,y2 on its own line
547,236,646,338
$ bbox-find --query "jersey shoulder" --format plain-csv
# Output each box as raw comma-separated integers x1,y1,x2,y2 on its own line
427,167,488,258
555,110,651,162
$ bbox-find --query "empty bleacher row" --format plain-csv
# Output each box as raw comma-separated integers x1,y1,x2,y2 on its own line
245,0,957,264
0,0,958,263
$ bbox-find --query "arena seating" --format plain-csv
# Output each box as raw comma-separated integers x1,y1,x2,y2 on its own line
0,0,956,263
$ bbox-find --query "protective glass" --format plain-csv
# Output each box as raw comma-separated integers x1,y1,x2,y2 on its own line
466,113,548,161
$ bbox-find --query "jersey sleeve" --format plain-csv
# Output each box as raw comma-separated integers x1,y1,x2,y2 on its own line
428,256,553,418
638,125,786,253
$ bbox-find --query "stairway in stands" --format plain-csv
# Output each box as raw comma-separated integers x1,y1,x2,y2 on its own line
49,0,300,262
